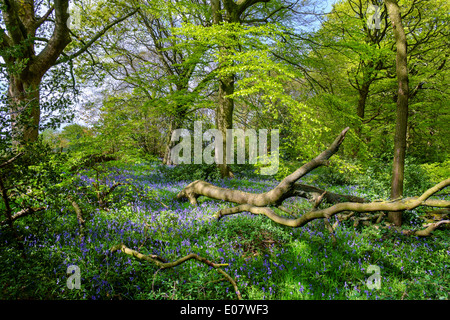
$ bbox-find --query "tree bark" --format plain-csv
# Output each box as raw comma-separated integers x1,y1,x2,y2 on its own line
2,0,70,145
211,0,234,178
385,0,409,226
8,76,42,143
111,243,242,300
216,74,235,178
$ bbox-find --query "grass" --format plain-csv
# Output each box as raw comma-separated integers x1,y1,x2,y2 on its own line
0,162,449,300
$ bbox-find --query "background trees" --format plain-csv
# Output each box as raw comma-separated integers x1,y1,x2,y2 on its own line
2,0,449,225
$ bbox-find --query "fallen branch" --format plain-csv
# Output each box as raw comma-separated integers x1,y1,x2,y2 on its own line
68,195,86,241
293,183,368,205
0,153,24,169
215,178,450,228
402,220,450,237
177,127,351,206
110,243,242,300
176,127,450,238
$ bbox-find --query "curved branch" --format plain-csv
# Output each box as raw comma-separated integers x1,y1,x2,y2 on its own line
402,220,450,237
0,153,24,169
177,127,350,206
0,206,45,226
111,243,242,300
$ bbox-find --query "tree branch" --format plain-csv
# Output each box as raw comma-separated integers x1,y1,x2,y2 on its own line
35,5,55,29
32,0,71,77
236,0,270,18
177,127,350,206
0,152,24,169
54,8,139,65
214,179,450,229
0,26,13,49
1,0,27,45
0,206,45,226
111,243,242,300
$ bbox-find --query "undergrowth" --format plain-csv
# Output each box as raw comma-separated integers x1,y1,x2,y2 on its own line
0,162,448,300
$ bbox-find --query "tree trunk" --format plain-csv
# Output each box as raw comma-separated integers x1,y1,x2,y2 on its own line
8,75,42,144
1,0,136,146
211,0,235,178
216,74,235,178
356,82,369,121
163,118,179,165
354,81,370,145
385,0,409,226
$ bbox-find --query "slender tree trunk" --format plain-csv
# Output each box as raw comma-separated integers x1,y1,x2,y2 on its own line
163,118,178,165
355,81,370,141
210,0,273,178
211,0,235,178
356,83,369,121
216,74,235,178
385,0,409,226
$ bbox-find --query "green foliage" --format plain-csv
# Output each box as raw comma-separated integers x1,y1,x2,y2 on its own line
1,0,449,303
157,164,222,182
1,162,449,300
313,157,363,186
311,156,438,199
420,160,450,185
0,139,71,211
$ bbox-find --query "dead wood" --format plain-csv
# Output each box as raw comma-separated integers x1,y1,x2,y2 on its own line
111,243,242,300
176,127,450,237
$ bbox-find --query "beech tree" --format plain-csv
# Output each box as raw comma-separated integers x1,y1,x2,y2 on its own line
0,0,137,145
385,0,409,226
207,0,316,178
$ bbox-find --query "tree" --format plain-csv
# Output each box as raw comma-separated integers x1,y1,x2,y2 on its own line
208,0,311,178
74,0,216,164
0,0,137,145
293,0,448,163
385,0,409,226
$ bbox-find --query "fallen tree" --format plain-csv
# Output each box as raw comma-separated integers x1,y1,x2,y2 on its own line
177,127,450,237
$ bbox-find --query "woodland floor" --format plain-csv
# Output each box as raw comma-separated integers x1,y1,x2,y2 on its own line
0,162,449,300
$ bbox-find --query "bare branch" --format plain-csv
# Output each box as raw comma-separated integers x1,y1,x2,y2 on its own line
0,206,45,226
35,5,55,29
0,152,24,169
404,220,450,237
177,127,350,206
111,243,242,300
214,179,450,229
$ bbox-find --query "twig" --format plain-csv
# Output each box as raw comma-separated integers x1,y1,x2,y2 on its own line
0,153,24,169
